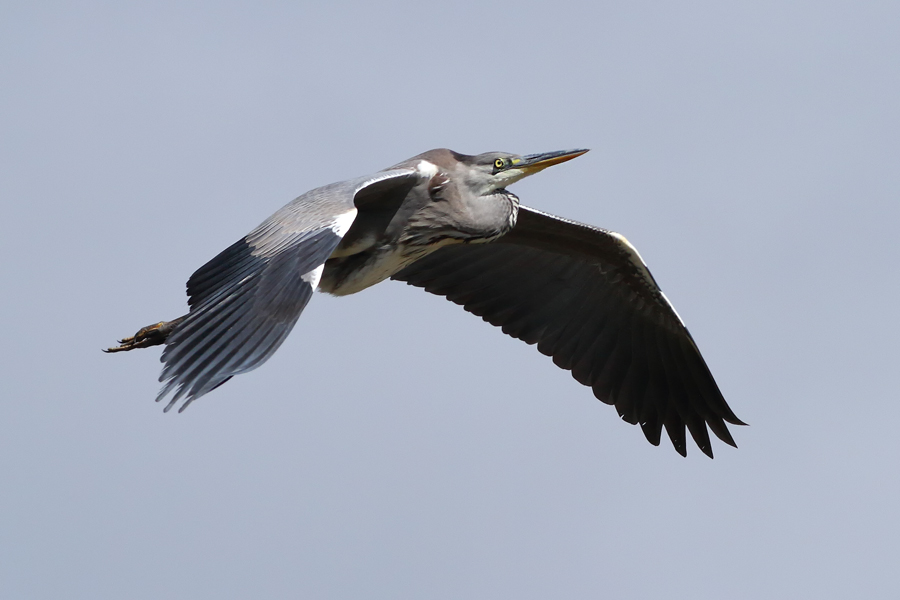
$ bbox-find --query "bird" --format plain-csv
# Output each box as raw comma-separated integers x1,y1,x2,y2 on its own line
106,148,744,458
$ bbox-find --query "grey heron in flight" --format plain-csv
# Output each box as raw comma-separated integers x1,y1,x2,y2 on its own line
107,148,743,457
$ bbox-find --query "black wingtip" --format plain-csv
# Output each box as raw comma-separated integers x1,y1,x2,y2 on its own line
721,408,748,427
640,419,663,447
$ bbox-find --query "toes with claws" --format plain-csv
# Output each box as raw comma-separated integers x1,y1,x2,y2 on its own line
104,317,184,353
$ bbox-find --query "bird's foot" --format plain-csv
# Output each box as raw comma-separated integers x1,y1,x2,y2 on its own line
104,317,184,353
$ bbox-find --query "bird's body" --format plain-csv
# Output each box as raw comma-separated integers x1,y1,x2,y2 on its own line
108,148,744,457
322,149,520,295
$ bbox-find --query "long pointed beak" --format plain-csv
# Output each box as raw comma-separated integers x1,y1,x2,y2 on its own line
514,148,589,175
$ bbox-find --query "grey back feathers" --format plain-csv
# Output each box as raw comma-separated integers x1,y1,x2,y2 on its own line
129,148,741,458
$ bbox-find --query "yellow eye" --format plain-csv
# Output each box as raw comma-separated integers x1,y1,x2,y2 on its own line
494,158,505,169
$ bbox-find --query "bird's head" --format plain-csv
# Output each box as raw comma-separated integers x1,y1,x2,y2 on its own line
457,148,589,196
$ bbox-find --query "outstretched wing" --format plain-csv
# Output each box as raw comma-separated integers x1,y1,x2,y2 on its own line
393,205,743,457
157,169,419,412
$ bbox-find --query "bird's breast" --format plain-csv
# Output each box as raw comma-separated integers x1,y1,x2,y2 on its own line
318,240,456,296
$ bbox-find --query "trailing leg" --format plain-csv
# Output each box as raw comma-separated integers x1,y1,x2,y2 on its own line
104,317,185,353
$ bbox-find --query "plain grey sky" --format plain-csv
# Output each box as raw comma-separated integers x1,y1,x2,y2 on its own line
2,1,899,598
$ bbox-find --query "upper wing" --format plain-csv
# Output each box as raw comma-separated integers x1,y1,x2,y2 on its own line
393,205,743,457
157,168,419,412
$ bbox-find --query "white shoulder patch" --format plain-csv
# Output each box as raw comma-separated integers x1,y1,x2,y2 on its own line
416,160,438,178
611,231,687,327
301,264,325,290
331,208,358,237
609,232,653,279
